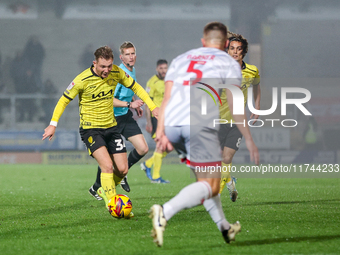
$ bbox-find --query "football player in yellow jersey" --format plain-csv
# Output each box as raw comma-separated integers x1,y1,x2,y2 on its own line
88,41,149,198
42,46,158,217
140,59,170,183
219,34,261,201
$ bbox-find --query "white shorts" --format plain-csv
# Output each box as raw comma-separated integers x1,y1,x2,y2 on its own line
165,125,222,168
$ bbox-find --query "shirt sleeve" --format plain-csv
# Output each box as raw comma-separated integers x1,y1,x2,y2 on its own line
64,75,83,100
50,76,82,124
119,68,157,111
50,95,71,123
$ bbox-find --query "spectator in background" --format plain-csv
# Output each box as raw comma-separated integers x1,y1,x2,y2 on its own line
23,35,45,91
11,50,39,122
41,79,58,126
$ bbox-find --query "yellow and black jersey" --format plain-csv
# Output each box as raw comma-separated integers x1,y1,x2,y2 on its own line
220,61,260,121
51,65,156,129
146,74,165,116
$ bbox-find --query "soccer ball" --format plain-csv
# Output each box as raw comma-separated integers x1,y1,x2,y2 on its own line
108,194,132,218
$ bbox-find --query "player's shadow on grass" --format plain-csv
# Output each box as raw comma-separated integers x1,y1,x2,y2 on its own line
241,198,340,206
0,217,110,239
234,234,340,246
1,200,97,221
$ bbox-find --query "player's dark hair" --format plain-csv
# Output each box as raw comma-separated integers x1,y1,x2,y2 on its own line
120,41,135,55
227,34,248,58
227,31,238,39
94,46,114,61
203,22,228,40
157,59,167,66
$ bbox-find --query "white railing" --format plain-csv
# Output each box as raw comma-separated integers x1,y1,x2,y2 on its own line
0,93,76,130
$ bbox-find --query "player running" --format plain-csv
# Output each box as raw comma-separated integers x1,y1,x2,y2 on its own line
219,33,261,201
140,59,170,183
149,22,259,246
42,46,158,218
88,41,150,198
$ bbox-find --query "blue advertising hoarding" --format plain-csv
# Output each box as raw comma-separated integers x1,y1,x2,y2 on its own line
0,131,79,151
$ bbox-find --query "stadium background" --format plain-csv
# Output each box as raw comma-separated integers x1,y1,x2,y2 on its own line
0,0,339,165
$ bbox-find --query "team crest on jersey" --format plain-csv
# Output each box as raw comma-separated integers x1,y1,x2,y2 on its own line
67,81,75,90
125,72,130,78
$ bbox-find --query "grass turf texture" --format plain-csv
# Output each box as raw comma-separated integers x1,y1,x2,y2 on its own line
1,164,340,255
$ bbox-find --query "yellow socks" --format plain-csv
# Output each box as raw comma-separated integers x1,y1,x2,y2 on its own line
219,162,232,194
100,172,116,200
145,150,168,179
152,152,167,179
145,155,154,168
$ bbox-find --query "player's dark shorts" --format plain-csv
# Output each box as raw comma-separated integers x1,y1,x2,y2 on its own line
151,116,158,139
218,124,243,151
115,110,142,139
79,126,127,156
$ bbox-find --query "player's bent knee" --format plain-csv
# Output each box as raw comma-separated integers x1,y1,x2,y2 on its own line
211,184,220,197
115,165,128,176
200,178,220,197
222,155,233,164
101,163,114,173
122,167,129,176
138,145,149,156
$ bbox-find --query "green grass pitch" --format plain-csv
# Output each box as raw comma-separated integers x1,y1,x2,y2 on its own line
1,163,340,255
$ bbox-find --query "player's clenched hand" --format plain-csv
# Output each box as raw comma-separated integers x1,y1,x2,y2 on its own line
156,135,173,153
42,125,56,141
131,99,144,109
245,138,259,165
151,107,159,119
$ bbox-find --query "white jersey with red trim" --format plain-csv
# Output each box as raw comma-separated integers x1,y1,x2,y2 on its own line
164,47,242,127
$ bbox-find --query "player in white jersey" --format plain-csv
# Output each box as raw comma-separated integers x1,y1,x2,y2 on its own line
149,22,259,247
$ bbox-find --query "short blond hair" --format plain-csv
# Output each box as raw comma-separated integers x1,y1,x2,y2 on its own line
203,22,228,45
120,41,135,55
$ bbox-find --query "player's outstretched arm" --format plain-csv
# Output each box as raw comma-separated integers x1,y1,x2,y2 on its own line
145,102,153,133
250,83,261,124
155,81,173,152
129,82,157,114
42,95,70,141
245,138,259,165
42,125,56,141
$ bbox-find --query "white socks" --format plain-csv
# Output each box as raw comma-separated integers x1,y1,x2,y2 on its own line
163,181,212,221
203,195,230,232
